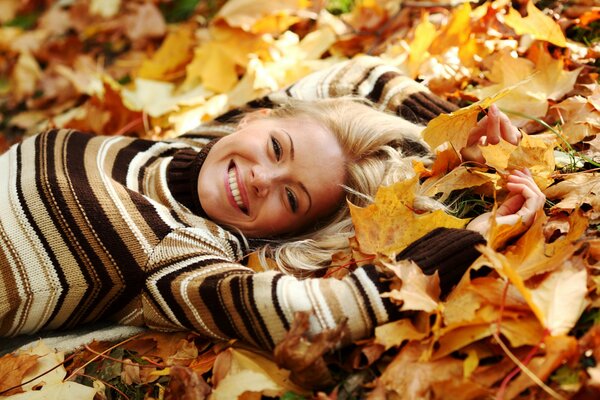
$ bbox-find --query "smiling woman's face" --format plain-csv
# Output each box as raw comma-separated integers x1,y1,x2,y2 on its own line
197,115,346,237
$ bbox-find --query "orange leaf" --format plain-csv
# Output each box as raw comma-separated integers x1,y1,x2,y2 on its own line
0,353,39,395
138,25,195,81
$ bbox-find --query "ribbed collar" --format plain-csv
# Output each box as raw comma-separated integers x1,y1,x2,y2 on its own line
166,138,220,216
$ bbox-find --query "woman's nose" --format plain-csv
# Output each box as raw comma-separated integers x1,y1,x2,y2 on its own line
251,166,281,197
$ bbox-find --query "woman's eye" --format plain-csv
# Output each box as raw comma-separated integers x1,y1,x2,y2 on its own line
271,136,282,161
286,188,298,213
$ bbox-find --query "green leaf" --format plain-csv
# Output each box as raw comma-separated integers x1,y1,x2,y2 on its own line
4,12,40,29
160,0,202,23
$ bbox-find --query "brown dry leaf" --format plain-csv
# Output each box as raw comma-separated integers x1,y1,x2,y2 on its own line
137,25,195,81
164,365,211,400
0,352,39,395
167,339,199,366
479,239,588,336
63,82,143,135
274,311,345,389
122,2,166,42
504,1,567,47
375,319,429,350
349,176,467,257
11,51,42,103
121,359,159,385
212,346,307,399
503,335,578,399
380,341,465,399
382,260,441,313
552,94,600,144
545,173,600,211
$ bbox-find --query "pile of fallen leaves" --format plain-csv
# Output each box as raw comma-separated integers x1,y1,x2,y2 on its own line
1,0,600,399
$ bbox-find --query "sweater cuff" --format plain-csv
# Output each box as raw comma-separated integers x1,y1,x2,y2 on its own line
397,92,459,125
396,228,486,296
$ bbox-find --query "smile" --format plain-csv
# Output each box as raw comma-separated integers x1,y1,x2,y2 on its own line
227,163,248,214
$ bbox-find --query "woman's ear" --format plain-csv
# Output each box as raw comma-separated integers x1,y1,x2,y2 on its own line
238,108,272,128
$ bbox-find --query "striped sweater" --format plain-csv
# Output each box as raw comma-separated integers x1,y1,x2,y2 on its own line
0,56,463,350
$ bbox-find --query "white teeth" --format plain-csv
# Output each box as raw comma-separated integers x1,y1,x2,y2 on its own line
228,167,245,210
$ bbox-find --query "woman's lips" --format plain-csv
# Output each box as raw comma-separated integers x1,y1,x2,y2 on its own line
225,161,249,214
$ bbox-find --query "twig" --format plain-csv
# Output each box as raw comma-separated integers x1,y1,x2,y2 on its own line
0,352,78,396
64,332,144,382
76,372,130,400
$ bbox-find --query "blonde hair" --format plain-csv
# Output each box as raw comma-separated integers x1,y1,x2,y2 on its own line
252,98,438,275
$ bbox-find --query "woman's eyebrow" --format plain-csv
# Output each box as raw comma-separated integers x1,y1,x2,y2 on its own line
282,129,294,160
282,129,312,211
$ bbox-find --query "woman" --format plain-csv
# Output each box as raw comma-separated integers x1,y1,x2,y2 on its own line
0,57,544,350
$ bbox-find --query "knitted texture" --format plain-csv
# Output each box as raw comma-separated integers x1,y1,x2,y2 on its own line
396,228,486,296
0,129,396,350
0,59,464,350
189,55,458,138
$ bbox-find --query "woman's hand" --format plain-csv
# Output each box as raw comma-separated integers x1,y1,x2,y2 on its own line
460,104,522,163
466,169,545,237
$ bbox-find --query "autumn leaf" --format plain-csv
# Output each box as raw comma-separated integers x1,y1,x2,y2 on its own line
422,87,516,151
0,353,38,395
382,260,441,313
212,346,307,398
164,365,211,400
552,94,600,144
273,311,345,388
469,46,581,125
504,1,567,47
137,25,195,81
375,318,429,350
349,176,468,257
544,173,600,212
213,0,310,34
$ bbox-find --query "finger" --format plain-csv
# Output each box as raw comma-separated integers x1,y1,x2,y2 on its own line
486,106,502,145
467,118,488,146
497,193,525,216
498,110,521,145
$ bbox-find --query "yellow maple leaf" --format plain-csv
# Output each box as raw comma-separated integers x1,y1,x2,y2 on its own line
479,132,555,189
349,176,468,256
504,1,566,47
421,87,514,151
375,319,428,350
138,25,195,81
407,14,436,78
429,2,472,55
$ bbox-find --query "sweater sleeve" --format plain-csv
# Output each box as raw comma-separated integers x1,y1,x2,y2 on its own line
185,56,458,137
142,227,397,350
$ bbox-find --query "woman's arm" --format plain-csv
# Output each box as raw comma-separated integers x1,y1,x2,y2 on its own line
185,56,458,137
142,225,486,350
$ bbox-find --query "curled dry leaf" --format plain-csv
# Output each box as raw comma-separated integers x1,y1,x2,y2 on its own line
274,311,345,389
381,259,441,313
164,365,212,400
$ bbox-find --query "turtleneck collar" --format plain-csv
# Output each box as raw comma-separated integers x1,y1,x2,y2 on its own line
166,138,220,217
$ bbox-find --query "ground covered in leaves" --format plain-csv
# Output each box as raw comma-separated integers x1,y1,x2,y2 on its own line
1,0,600,399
